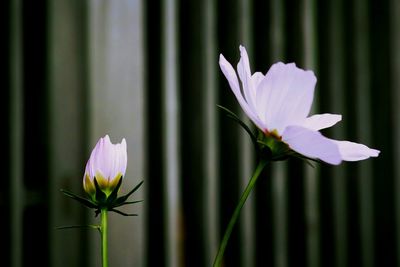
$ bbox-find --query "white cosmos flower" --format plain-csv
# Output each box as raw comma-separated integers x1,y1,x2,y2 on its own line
219,45,380,165
83,135,127,198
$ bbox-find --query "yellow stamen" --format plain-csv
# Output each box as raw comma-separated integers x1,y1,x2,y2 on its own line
265,129,282,140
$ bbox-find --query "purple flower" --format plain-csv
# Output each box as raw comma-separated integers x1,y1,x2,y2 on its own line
83,135,127,198
219,45,379,165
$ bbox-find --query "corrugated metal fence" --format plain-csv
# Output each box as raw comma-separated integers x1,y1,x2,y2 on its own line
4,0,400,266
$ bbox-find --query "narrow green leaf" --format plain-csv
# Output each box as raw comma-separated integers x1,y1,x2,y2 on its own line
110,208,138,217
303,159,316,168
60,189,98,209
95,209,101,217
290,151,322,165
55,224,100,231
112,200,143,208
114,181,144,206
217,105,258,150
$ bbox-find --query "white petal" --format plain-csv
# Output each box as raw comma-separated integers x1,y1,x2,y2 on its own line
237,46,256,109
302,113,342,131
219,54,266,130
282,126,342,165
219,54,240,95
333,140,380,161
256,62,317,134
252,72,264,90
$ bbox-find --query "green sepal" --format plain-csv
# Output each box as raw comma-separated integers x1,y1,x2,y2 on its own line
218,105,324,168
60,189,98,209
217,105,259,151
107,175,123,204
256,139,288,161
113,180,144,206
61,179,144,218
255,140,273,160
94,177,107,205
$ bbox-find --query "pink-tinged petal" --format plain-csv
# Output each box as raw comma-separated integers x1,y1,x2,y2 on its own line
82,135,128,197
109,145,118,182
91,136,103,177
333,140,380,161
302,114,342,131
256,62,317,134
84,160,93,181
106,136,127,181
282,126,342,165
237,46,256,109
113,139,123,179
118,138,128,176
85,136,104,180
98,135,113,179
219,54,266,130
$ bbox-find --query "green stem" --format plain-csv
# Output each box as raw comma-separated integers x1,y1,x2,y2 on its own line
101,209,109,267
213,158,268,267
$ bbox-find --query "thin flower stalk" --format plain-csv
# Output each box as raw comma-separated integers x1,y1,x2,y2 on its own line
213,158,268,267
101,209,109,267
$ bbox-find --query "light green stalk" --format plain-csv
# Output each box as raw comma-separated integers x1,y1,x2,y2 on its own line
101,209,109,267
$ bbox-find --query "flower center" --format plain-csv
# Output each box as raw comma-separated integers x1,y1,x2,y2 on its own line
265,129,282,141
257,129,290,160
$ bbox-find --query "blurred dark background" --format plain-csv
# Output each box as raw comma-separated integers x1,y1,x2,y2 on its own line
3,0,400,266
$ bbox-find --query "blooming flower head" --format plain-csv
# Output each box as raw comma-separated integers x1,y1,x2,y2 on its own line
83,135,127,201
219,45,380,165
